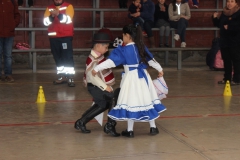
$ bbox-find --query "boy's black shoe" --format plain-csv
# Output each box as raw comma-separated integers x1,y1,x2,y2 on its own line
121,130,134,138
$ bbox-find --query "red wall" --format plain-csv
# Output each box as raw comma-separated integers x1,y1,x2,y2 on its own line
14,0,224,48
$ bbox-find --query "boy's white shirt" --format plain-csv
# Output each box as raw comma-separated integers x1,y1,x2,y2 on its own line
86,50,108,91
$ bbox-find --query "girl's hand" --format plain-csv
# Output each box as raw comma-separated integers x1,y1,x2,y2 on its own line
158,71,164,77
92,69,97,76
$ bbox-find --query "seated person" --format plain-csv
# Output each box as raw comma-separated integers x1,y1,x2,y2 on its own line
168,0,191,47
128,0,147,36
154,0,170,47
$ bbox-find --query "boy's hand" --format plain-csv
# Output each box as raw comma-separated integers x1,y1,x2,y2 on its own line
92,69,97,76
105,86,113,92
158,71,164,77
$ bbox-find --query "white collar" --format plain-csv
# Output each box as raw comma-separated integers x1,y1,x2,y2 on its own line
126,42,135,46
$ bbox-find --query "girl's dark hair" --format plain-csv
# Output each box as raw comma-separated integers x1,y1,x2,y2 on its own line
122,24,149,64
172,0,186,11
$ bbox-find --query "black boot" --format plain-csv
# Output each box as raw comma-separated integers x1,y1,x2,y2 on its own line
75,104,108,133
81,103,98,118
74,119,91,133
104,118,120,137
74,104,99,133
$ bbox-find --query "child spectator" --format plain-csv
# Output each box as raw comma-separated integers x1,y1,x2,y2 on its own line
128,0,147,36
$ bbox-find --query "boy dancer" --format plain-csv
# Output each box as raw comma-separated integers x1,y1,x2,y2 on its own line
74,33,120,137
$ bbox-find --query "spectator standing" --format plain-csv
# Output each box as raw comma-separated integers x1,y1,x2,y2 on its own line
43,0,76,87
154,0,170,47
168,0,191,47
212,0,240,85
0,0,21,82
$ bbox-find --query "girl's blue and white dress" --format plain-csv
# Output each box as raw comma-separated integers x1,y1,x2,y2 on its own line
94,43,166,122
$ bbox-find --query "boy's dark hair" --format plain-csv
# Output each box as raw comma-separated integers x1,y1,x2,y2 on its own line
122,24,150,64
171,0,186,11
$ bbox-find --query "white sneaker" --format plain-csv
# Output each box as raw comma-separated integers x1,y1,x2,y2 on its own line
181,42,186,47
174,34,180,41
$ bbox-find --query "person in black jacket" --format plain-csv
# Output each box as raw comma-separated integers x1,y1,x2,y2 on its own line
212,0,240,85
130,0,156,47
128,0,147,36
154,0,170,47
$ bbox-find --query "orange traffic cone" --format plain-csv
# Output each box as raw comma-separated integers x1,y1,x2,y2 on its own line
36,86,47,103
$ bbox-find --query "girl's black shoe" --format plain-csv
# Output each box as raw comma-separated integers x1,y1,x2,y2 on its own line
150,127,159,135
121,130,134,138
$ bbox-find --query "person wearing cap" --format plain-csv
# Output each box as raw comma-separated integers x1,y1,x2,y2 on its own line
74,32,120,137
43,0,75,87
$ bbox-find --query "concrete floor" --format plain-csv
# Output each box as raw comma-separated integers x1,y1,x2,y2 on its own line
0,62,240,160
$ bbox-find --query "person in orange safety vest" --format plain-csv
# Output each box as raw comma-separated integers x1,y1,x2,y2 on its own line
43,0,75,87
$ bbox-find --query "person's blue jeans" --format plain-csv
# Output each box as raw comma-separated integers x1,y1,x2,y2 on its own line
0,37,14,76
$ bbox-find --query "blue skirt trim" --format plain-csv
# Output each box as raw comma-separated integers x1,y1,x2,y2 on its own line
108,103,166,122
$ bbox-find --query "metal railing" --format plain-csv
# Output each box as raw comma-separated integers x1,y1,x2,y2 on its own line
14,1,223,72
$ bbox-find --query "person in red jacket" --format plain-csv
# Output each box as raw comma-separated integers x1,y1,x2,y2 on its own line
43,0,76,87
0,0,20,82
